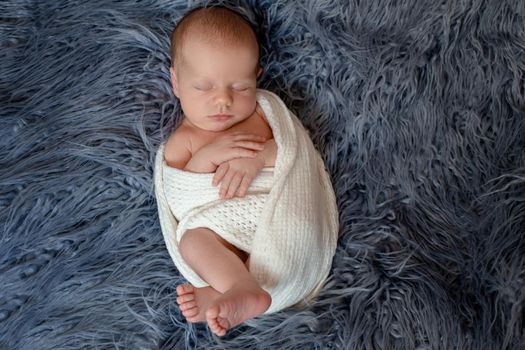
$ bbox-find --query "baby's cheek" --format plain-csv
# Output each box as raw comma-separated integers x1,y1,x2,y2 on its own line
239,96,257,114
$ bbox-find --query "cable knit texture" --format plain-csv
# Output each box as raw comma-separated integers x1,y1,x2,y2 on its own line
164,162,273,252
154,89,339,313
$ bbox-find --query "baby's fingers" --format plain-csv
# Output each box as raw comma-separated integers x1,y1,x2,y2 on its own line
213,163,229,187
225,173,243,199
233,140,265,151
231,147,259,159
237,175,253,198
219,170,235,199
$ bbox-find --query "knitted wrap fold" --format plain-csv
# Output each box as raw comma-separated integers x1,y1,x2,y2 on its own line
154,89,339,313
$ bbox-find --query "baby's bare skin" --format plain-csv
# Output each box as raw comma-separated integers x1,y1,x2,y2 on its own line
176,284,220,322
176,281,271,335
206,281,271,336
179,104,273,157
175,242,270,335
176,238,250,324
175,228,272,336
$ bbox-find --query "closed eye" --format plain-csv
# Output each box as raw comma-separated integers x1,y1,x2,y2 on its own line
193,84,212,91
233,87,250,92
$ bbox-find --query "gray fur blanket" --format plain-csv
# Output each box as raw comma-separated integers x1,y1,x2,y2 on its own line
1,0,523,349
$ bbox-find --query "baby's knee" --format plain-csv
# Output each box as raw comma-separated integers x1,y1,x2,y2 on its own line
178,229,201,260
179,227,215,261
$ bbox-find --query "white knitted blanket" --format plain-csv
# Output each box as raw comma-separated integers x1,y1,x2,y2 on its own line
154,89,339,313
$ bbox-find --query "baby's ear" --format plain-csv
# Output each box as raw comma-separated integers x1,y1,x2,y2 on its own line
170,66,180,98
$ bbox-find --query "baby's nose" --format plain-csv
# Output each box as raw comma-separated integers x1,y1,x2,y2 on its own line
214,88,233,108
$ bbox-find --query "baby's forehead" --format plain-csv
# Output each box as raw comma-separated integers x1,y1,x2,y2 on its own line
179,40,260,77
177,28,260,68
181,22,257,49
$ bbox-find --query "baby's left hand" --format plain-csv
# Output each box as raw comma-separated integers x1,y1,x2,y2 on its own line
212,155,265,199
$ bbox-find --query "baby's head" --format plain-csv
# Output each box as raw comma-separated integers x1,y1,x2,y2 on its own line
170,7,262,132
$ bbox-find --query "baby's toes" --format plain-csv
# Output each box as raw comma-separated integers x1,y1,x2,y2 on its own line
182,307,199,318
176,293,194,304
179,301,197,311
217,316,230,332
206,308,227,336
176,284,194,296
209,320,227,337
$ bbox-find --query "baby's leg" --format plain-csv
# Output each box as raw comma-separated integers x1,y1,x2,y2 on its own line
178,227,271,336
175,233,247,322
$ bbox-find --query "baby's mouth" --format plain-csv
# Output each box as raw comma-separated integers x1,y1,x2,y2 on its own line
209,114,233,121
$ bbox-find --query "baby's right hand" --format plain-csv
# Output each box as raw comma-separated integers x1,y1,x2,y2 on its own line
184,133,266,173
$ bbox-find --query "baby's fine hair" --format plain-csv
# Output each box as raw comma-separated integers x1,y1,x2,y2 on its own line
170,6,259,67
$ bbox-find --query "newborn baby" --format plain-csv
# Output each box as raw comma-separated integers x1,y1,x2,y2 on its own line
154,6,339,337
164,6,275,336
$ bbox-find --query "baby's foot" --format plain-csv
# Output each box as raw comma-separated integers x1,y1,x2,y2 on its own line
176,284,221,323
205,283,271,336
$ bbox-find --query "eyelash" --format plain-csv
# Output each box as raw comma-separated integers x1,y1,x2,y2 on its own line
193,86,249,92
194,86,211,91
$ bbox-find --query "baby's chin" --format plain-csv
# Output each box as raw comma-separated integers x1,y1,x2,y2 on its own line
194,118,245,133
210,113,255,129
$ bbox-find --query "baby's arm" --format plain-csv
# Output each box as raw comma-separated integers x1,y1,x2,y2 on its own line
166,130,267,173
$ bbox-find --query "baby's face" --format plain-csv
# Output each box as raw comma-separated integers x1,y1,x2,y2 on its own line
171,38,261,133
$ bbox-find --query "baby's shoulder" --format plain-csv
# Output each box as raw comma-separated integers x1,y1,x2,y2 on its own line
166,123,190,146
255,103,269,124
164,124,193,168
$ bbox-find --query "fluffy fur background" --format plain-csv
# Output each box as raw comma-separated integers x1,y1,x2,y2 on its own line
1,0,524,349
